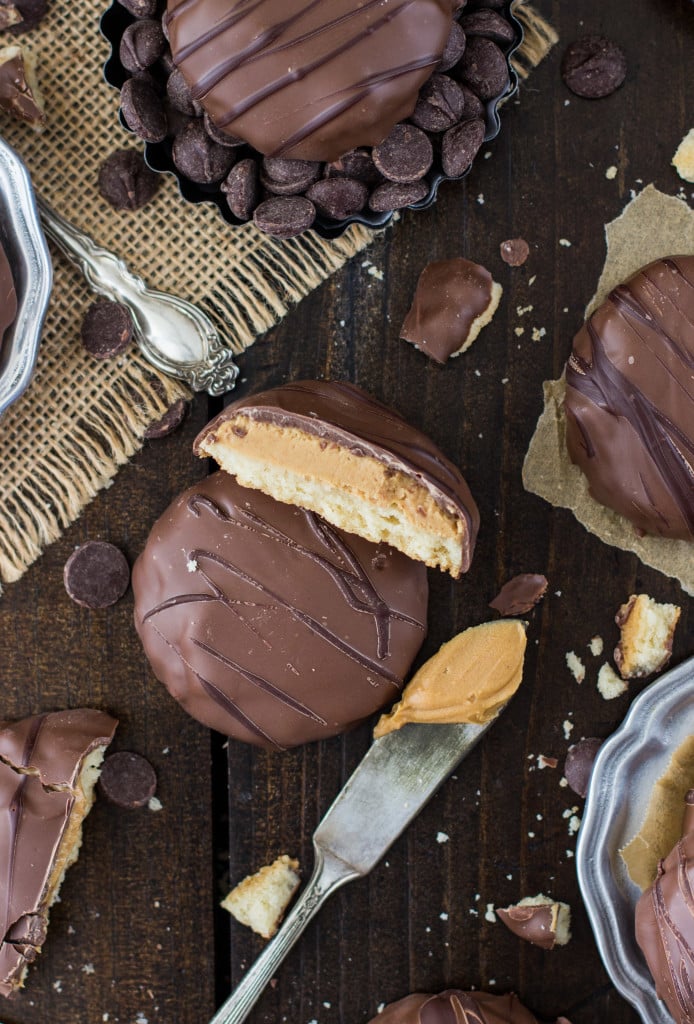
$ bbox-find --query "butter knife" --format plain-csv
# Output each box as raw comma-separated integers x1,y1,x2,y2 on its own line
210,716,502,1024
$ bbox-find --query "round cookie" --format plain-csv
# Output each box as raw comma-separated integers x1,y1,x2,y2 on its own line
368,990,547,1024
564,255,694,541
132,472,428,750
165,0,456,161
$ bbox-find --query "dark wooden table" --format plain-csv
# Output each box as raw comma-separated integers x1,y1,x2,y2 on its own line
1,1,693,1021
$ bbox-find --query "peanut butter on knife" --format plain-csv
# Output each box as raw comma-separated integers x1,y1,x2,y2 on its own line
374,620,526,738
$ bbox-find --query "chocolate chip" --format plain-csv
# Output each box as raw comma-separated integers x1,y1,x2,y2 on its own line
5,0,46,33
119,19,166,73
97,149,160,211
253,196,316,238
564,738,603,799
221,158,259,221
459,84,485,120
460,10,516,45
98,752,157,809
120,76,168,143
144,398,189,439
439,21,466,72
325,148,383,187
561,35,627,99
441,117,485,176
172,119,236,183
368,180,429,212
500,237,530,266
81,300,133,360
458,35,509,101
305,178,368,220
261,157,321,196
116,0,157,16
203,112,244,148
166,67,202,117
410,74,466,132
63,541,130,609
373,124,433,183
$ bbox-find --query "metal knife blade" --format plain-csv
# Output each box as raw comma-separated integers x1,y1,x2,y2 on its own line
209,715,501,1024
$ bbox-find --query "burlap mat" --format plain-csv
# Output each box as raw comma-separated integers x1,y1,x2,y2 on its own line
0,0,556,588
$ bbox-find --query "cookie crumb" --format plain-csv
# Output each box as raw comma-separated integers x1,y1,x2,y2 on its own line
673,128,694,183
597,662,627,700
565,651,586,684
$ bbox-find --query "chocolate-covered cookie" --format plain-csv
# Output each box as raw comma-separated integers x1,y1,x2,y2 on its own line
132,472,428,750
368,990,547,1024
165,0,455,161
564,256,694,540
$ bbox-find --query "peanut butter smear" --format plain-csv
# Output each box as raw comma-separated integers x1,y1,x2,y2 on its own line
374,619,526,737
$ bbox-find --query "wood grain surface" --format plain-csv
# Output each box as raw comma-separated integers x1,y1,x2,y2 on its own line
0,1,692,1022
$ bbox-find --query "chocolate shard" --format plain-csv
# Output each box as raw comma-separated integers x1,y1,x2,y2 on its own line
0,44,45,130
193,380,480,577
165,0,455,161
132,472,428,750
564,256,694,540
0,709,118,997
489,573,548,616
367,989,546,1023
496,895,572,950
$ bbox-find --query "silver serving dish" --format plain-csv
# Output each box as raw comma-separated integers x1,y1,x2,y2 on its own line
577,655,694,1024
0,137,52,416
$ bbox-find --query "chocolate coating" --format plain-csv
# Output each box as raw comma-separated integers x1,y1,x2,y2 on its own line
563,737,602,799
496,902,556,950
368,990,543,1024
0,236,16,348
400,257,494,364
564,256,694,540
489,573,548,616
0,709,118,997
0,46,45,127
636,794,694,1024
196,380,480,572
165,0,455,161
132,472,428,750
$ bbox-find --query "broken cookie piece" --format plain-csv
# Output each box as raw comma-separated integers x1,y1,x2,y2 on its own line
672,128,694,183
221,855,300,940
497,895,571,950
614,594,681,679
0,44,45,130
373,619,526,737
0,708,118,996
399,257,502,364
0,5,23,29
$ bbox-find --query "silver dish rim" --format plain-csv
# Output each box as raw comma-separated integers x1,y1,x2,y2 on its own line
576,654,694,1024
0,137,52,417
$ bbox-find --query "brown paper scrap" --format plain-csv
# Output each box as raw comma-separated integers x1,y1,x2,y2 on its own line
620,735,694,891
522,186,694,596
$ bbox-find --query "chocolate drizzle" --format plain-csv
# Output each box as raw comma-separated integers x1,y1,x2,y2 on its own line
565,255,694,540
133,472,428,750
166,0,455,160
368,990,544,1024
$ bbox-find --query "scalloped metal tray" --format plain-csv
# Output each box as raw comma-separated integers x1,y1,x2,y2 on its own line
100,1,523,239
0,138,52,416
577,655,694,1024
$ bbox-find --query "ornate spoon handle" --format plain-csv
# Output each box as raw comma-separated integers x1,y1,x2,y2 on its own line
208,846,357,1024
37,196,239,396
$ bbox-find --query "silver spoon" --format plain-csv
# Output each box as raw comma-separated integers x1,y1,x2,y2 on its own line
37,196,240,396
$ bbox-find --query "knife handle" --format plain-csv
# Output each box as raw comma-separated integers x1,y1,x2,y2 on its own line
209,845,358,1024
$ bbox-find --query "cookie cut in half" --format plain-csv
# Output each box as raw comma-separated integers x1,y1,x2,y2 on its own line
194,380,479,577
0,709,118,997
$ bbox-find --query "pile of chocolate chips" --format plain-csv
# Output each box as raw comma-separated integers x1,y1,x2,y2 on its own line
112,0,517,238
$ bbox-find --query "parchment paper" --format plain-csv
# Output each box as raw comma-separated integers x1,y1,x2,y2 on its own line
522,186,694,596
